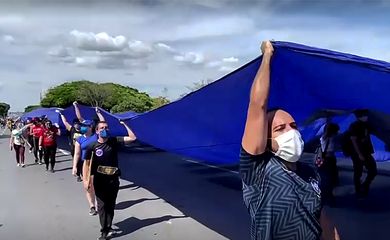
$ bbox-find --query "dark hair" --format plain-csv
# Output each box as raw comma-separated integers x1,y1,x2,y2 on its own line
266,108,285,139
95,121,108,130
354,109,369,118
72,118,80,124
324,123,340,137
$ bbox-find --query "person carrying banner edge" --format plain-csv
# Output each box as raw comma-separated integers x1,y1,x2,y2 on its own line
83,119,136,240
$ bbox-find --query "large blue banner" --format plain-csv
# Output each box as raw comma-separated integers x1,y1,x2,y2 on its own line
22,41,390,163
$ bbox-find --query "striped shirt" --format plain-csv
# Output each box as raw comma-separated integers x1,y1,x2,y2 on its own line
239,147,322,240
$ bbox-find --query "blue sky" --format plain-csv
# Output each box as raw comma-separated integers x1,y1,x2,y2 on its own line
1,0,390,111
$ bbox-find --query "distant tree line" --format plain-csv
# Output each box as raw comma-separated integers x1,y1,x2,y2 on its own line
25,80,170,113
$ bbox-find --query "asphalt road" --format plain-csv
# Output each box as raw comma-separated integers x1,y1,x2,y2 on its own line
1,132,390,240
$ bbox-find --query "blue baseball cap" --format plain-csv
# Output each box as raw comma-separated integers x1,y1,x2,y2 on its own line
81,119,94,126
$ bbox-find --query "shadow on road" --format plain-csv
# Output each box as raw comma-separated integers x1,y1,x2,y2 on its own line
119,183,139,190
113,215,186,239
55,167,73,172
119,151,250,240
115,198,160,210
56,159,72,164
328,173,390,213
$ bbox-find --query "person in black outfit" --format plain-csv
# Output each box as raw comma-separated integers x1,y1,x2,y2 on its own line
349,109,377,197
58,102,85,182
84,120,136,240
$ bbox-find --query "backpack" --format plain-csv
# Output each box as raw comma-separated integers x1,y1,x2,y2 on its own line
340,131,353,157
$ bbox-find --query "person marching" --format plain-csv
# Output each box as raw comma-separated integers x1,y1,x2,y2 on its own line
57,106,105,216
25,118,34,153
39,120,61,172
240,41,339,240
84,120,136,240
10,122,33,167
30,118,44,164
59,102,84,180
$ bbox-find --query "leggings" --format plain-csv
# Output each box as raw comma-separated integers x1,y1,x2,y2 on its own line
351,154,377,193
43,145,57,170
13,144,25,164
28,135,34,150
33,137,43,162
76,159,83,177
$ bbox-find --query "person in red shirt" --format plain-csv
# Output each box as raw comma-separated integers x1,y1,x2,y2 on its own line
39,120,61,172
30,118,44,164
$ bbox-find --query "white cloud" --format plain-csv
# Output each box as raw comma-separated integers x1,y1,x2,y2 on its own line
205,57,239,71
49,35,154,69
70,30,127,51
48,46,70,57
128,40,153,55
75,56,98,67
218,66,236,72
2,35,15,44
155,43,176,53
206,61,222,68
75,56,126,69
174,51,205,64
222,57,239,63
170,16,255,41
3,1,390,111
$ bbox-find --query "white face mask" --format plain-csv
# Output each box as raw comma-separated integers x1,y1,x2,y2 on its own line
274,129,304,163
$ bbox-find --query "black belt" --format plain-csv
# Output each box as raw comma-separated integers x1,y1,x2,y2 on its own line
97,166,119,176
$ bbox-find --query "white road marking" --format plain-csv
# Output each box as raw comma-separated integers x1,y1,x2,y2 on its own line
183,159,239,174
58,149,71,155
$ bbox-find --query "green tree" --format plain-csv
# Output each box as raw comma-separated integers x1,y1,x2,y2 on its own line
41,80,90,108
0,102,10,116
77,82,113,107
40,80,159,113
152,96,170,110
24,105,41,113
111,97,153,113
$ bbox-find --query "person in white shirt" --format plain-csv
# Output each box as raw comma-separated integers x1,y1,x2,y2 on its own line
10,123,33,167
318,123,340,204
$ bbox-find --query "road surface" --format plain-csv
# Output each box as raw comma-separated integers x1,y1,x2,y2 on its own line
1,132,390,239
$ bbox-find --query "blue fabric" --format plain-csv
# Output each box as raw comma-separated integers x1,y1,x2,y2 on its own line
77,134,98,161
301,111,390,161
114,111,138,120
22,41,390,164
126,41,390,164
60,105,128,136
21,108,66,133
21,108,60,124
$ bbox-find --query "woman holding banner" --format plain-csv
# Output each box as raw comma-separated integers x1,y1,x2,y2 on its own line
240,41,339,240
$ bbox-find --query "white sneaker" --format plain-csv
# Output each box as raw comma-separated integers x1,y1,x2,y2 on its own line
107,230,117,238
21,164,25,168
17,163,20,167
